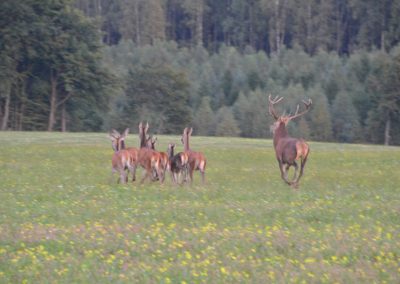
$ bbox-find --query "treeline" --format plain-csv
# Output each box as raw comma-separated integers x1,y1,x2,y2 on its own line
74,0,400,55
0,0,400,145
104,41,400,145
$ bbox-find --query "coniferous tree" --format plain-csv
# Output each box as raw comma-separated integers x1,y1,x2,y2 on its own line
124,63,191,134
193,96,216,136
331,91,362,142
308,90,333,141
215,106,241,137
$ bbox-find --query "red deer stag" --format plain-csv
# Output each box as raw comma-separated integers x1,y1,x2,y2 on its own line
268,94,312,188
137,122,165,184
181,127,206,184
109,128,137,184
167,143,189,185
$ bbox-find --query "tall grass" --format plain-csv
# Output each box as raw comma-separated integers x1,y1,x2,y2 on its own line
0,132,399,283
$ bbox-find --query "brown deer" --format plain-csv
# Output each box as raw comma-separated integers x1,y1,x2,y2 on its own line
167,143,189,185
181,127,206,184
268,94,312,188
147,136,169,181
109,128,137,184
137,122,165,184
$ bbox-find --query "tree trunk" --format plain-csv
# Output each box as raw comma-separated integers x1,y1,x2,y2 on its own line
194,1,204,46
1,82,11,130
135,0,141,45
275,0,281,54
384,117,390,145
18,101,25,131
48,70,58,131
61,103,67,132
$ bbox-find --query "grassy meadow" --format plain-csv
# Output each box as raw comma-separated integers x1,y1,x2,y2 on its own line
0,131,399,283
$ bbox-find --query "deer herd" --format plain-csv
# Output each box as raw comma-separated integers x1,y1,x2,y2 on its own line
109,122,206,186
109,94,312,189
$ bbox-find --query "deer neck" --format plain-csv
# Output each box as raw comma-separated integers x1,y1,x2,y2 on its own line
183,135,190,152
273,122,289,147
119,140,125,151
168,147,174,159
139,131,147,148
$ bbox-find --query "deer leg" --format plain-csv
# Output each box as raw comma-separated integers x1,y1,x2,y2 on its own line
278,160,291,185
119,170,127,184
199,163,206,184
292,161,299,182
189,166,195,185
182,165,187,183
200,168,205,184
170,170,176,184
285,164,294,185
185,170,190,184
110,168,117,184
185,166,190,183
140,168,152,184
130,165,137,182
295,155,308,184
151,168,159,181
173,172,178,185
158,167,164,184
178,172,184,185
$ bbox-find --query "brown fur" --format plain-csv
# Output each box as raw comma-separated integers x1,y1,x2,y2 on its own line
168,143,190,184
137,147,164,183
137,122,165,184
109,128,138,183
181,127,206,184
269,95,312,188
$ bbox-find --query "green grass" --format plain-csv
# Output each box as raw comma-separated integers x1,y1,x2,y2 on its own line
0,132,399,283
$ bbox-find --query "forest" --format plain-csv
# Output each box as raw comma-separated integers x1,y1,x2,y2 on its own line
1,0,400,145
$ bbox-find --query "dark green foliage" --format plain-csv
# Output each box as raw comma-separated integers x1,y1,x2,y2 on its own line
193,96,216,136
331,92,363,143
215,106,241,137
0,0,114,131
1,0,400,145
122,64,191,134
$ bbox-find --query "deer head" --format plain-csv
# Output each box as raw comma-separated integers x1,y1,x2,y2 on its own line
268,94,312,131
167,143,175,158
146,136,157,150
109,128,129,152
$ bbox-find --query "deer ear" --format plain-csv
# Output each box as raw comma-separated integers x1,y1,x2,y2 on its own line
121,128,129,138
145,122,149,133
112,129,121,136
109,129,119,140
189,128,193,136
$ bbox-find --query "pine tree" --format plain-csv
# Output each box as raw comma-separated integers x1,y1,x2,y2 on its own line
308,91,333,141
194,96,216,136
331,91,363,142
215,106,240,137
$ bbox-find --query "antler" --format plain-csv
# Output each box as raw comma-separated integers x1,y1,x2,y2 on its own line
268,94,284,120
287,99,312,120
